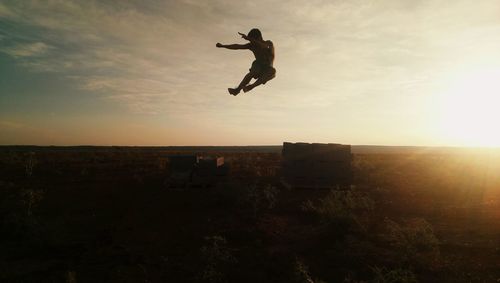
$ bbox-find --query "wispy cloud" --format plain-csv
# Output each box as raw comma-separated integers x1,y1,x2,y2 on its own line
0,2,14,18
0,41,52,58
0,0,232,114
3,0,499,110
0,120,25,129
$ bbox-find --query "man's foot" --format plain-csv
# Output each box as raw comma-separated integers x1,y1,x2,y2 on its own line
243,84,254,93
228,88,240,96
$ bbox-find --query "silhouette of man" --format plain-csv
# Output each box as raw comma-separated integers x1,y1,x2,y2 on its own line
216,28,276,96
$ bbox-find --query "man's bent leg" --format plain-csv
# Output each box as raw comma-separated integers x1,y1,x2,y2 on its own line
229,72,254,96
243,68,275,93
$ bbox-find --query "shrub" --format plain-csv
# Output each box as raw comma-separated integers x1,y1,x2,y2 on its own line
0,181,44,240
199,236,237,283
371,266,418,283
383,218,440,267
213,182,278,218
66,270,78,283
292,257,326,283
25,152,37,177
245,184,278,217
301,188,374,229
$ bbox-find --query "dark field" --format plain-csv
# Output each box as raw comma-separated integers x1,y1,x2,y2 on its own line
1,146,499,282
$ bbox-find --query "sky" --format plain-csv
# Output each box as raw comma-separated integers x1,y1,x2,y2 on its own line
1,0,500,146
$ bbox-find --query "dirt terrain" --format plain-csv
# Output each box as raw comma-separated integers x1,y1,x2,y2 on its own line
0,147,499,282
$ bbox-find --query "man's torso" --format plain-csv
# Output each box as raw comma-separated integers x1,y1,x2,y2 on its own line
250,41,274,66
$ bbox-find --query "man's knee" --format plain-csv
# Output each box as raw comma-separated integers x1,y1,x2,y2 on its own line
268,67,276,79
262,68,276,84
249,71,260,80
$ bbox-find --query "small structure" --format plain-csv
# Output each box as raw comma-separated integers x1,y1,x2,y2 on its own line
282,142,352,189
191,157,226,186
167,155,226,188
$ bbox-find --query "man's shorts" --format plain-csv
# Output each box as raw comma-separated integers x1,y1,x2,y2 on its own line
249,60,276,82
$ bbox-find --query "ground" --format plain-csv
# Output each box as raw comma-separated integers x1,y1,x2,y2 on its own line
0,147,499,282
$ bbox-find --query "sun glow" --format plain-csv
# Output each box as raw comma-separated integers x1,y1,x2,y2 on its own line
439,68,500,147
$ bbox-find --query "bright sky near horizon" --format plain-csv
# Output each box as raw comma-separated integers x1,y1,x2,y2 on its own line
1,0,500,146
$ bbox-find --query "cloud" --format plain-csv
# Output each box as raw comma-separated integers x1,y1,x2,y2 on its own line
0,1,230,114
0,2,15,18
2,0,500,122
0,120,25,129
0,42,52,58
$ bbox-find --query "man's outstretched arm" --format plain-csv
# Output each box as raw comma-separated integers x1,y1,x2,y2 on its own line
238,32,270,49
216,43,250,50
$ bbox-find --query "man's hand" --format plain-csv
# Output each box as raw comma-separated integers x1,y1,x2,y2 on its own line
216,43,223,48
238,32,248,40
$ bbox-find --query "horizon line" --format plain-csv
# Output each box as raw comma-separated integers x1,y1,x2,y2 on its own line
1,144,500,149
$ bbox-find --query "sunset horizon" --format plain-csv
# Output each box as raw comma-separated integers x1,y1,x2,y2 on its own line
2,1,500,281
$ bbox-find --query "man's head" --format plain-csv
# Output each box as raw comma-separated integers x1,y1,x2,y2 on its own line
248,28,263,41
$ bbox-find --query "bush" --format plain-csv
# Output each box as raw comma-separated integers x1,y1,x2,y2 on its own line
212,182,278,218
245,184,278,217
23,152,37,177
199,235,237,283
383,218,440,267
301,188,374,229
371,266,418,283
292,257,326,283
0,181,44,240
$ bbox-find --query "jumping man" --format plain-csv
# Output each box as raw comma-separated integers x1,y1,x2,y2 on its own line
216,28,276,95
